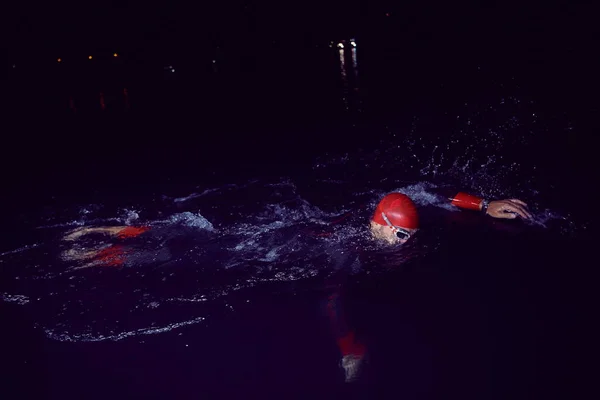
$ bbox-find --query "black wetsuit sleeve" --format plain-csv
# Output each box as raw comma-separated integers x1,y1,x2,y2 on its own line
322,245,360,289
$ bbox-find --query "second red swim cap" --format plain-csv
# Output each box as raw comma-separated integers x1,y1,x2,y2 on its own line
372,192,419,229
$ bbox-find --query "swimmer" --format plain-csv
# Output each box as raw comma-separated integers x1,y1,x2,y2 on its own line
60,191,530,382
334,191,531,382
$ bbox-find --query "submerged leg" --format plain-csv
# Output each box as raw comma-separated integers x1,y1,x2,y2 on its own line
325,285,367,382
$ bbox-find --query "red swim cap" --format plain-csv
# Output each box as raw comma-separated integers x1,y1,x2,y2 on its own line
372,192,419,229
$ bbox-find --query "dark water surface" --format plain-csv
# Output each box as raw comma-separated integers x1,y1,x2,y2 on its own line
1,36,597,399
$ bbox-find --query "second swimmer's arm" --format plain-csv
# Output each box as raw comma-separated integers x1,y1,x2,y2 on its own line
62,226,150,241
62,227,127,241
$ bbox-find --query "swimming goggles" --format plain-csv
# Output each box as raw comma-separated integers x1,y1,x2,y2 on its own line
381,212,412,240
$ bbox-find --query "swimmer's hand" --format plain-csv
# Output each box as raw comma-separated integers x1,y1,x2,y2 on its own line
487,199,532,219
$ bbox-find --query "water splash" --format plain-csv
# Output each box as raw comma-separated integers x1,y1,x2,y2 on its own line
0,243,41,257
392,182,457,210
171,180,260,203
311,95,573,231
159,212,214,230
1,293,30,305
122,209,140,225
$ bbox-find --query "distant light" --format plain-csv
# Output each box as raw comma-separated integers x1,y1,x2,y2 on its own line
113,53,118,57
172,69,175,72
57,58,62,63
386,12,390,17
350,40,356,47
337,43,344,49
88,55,93,60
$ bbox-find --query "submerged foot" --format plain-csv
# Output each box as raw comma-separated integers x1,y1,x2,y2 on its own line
341,353,366,383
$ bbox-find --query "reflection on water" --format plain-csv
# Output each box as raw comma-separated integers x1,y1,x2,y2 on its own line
62,88,131,114
10,43,364,117
351,47,358,78
338,39,361,113
339,48,347,80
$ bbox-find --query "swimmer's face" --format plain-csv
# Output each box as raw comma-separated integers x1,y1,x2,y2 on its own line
370,221,418,245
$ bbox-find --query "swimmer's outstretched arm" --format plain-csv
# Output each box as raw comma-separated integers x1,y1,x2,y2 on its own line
62,226,128,241
449,192,532,219
63,226,150,241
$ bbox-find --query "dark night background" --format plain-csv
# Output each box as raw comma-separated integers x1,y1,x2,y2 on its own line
3,1,597,193
1,0,598,398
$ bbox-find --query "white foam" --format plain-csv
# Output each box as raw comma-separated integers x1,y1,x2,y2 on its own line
261,246,282,262
0,243,41,257
173,180,260,203
35,221,86,229
122,209,140,225
161,212,214,231
173,188,221,203
44,316,207,342
389,182,457,211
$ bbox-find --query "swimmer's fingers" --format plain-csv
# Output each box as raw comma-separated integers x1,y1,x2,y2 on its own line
500,203,530,219
507,200,532,219
490,208,518,219
509,198,528,207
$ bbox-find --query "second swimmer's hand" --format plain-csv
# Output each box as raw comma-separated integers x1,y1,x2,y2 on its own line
487,199,532,219
63,227,89,241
